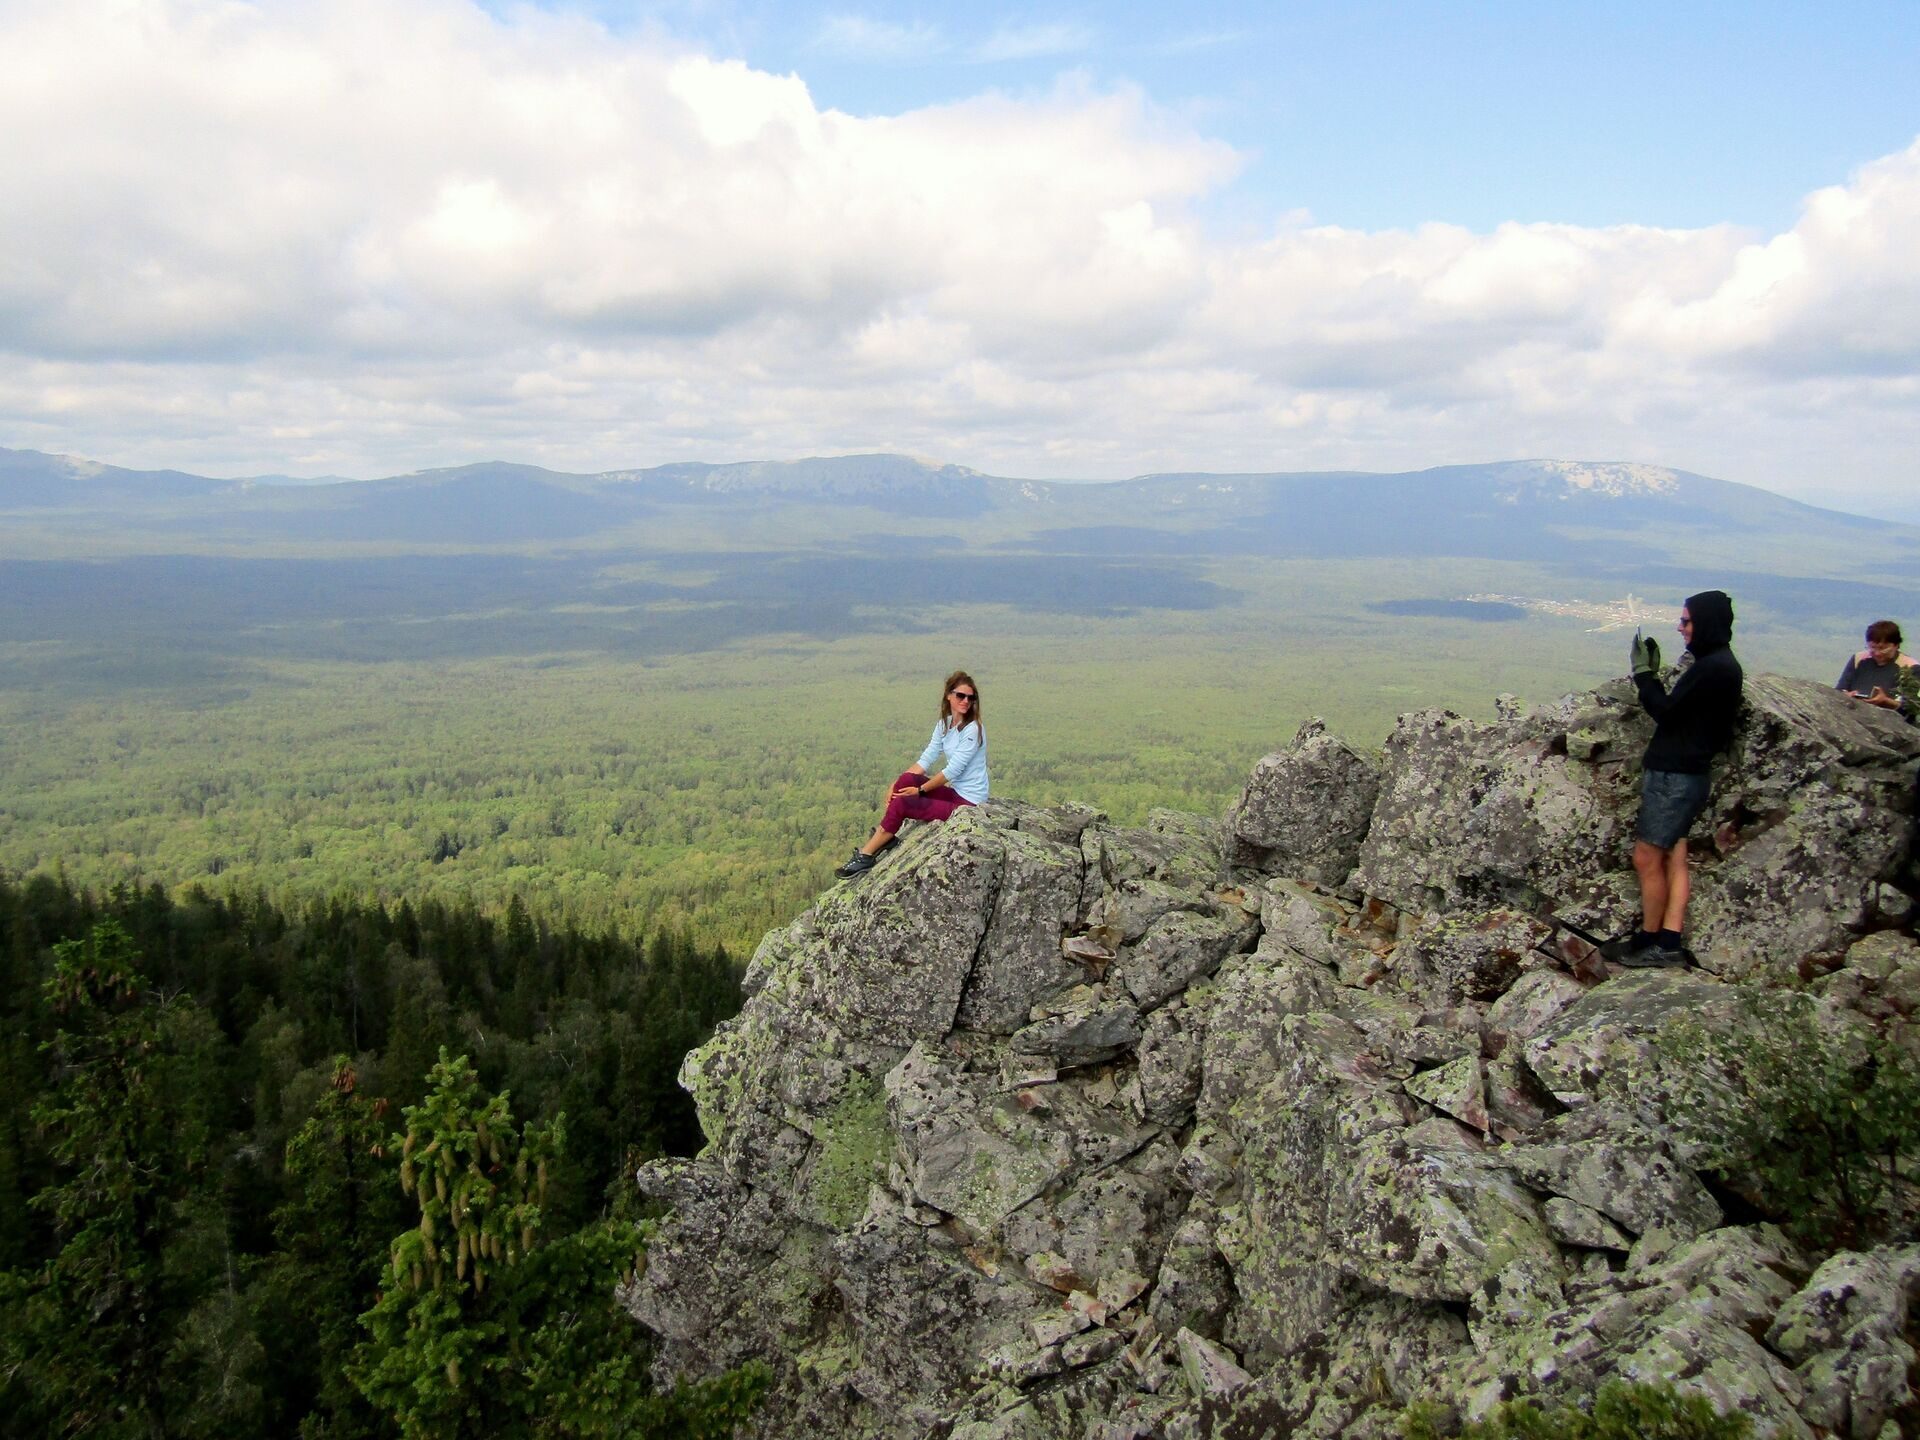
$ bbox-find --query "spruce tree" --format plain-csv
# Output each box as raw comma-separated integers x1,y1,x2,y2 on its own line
351,1049,763,1439
0,920,222,1438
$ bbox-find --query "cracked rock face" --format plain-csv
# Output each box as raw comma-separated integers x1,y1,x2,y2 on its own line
623,673,1920,1440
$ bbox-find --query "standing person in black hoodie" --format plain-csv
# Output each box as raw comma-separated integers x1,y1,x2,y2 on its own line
1602,590,1743,967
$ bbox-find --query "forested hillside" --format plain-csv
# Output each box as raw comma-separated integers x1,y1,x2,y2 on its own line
0,875,753,1437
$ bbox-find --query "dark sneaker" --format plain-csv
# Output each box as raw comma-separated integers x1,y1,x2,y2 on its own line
1616,940,1693,969
1599,931,1659,964
836,851,877,879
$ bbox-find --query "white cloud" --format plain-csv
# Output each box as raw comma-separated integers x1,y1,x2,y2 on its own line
971,21,1095,62
812,13,945,61
0,0,1918,507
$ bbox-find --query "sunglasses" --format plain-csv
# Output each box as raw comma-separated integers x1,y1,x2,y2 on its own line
950,690,976,702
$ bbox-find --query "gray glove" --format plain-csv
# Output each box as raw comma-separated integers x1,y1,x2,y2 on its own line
1630,632,1661,677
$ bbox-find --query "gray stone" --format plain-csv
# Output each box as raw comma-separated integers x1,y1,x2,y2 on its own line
1134,998,1205,1126
1148,1211,1236,1341
1405,1055,1491,1134
1818,929,1920,1027
1454,1226,1816,1438
886,1043,1077,1232
1502,1108,1722,1239
1487,967,1591,1042
999,1137,1184,1291
1543,1197,1632,1251
1009,989,1142,1067
1766,1246,1920,1440
1113,906,1255,1008
627,680,1920,1440
1389,908,1554,1005
1227,717,1381,886
1520,968,1734,1134
1257,877,1358,969
957,825,1091,1033
1174,1328,1252,1399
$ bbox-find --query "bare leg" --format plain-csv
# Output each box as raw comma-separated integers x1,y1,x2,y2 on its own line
1660,839,1690,932
1633,840,1669,933
860,826,895,857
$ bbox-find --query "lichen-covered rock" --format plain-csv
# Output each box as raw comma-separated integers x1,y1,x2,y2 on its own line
1542,1197,1632,1251
625,688,1920,1440
1455,1225,1816,1437
1519,968,1735,1137
828,1207,1041,1424
1405,1054,1491,1134
956,824,1091,1033
1487,967,1591,1041
1501,1107,1723,1239
1227,717,1381,886
999,1137,1185,1292
1817,929,1920,1030
1765,1245,1920,1440
1010,987,1142,1068
1112,906,1257,1008
1133,997,1205,1127
1356,696,1627,921
886,1042,1078,1232
1387,908,1554,1006
1148,1210,1235,1341
1354,673,1920,978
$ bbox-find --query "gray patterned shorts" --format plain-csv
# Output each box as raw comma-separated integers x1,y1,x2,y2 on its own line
1635,768,1710,848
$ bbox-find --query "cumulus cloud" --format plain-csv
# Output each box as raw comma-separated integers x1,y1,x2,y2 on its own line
1,0,1917,506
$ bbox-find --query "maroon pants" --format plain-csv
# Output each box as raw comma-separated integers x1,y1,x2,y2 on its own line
880,770,973,833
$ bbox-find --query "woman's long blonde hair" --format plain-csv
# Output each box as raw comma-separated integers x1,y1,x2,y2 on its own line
938,669,982,735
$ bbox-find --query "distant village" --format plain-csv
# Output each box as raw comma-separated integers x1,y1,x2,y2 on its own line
1463,591,1666,632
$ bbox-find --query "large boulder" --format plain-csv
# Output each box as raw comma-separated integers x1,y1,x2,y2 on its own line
1227,717,1381,886
1354,673,1920,977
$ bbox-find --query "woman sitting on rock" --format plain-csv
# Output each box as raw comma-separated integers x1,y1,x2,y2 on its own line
837,670,989,878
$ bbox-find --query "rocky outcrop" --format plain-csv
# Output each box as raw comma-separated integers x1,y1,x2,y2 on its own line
621,674,1919,1439
1355,672,1920,977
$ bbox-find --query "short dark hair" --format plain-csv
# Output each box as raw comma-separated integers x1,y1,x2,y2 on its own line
1866,619,1903,646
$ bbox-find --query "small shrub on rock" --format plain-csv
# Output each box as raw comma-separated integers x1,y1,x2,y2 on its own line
1399,1381,1752,1438
1659,987,1918,1250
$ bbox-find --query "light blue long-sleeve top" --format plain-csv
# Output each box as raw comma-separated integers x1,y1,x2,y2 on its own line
917,718,989,804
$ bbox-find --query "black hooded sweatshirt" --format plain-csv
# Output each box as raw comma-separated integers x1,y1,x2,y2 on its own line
1636,590,1743,774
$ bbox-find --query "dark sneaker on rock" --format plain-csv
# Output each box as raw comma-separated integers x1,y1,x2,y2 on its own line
1599,931,1659,964
836,851,876,879
1620,948,1697,971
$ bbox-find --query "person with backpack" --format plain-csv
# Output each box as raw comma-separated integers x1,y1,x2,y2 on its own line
836,670,989,878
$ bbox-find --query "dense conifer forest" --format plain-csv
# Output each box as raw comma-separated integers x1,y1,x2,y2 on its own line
0,874,757,1438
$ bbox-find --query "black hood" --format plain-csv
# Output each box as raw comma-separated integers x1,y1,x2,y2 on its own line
1686,590,1735,654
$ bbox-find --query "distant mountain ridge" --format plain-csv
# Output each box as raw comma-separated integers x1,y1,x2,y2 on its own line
0,445,1906,564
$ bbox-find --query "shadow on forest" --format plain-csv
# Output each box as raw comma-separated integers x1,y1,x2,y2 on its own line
0,551,1234,690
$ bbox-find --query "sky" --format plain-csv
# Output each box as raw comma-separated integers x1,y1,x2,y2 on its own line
2,0,1918,514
